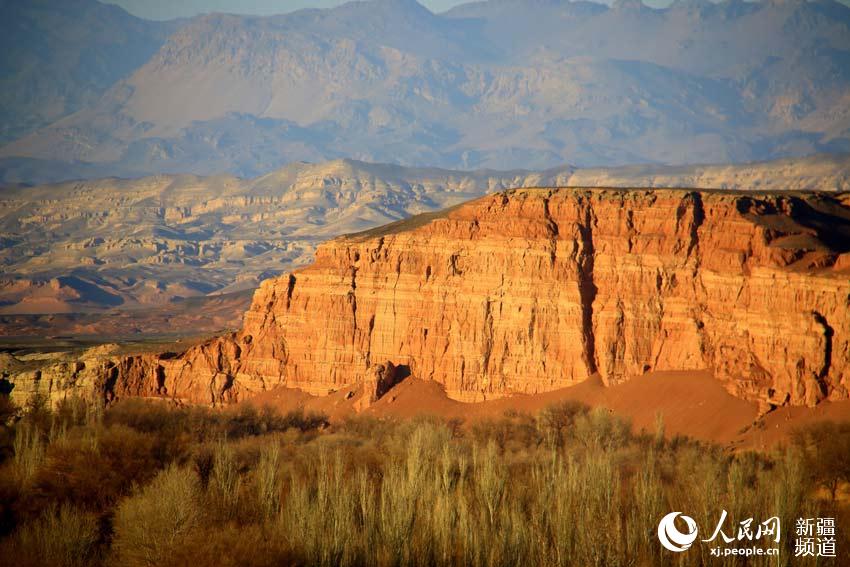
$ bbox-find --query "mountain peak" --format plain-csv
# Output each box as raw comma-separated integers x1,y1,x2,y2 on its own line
612,0,646,11
363,0,432,13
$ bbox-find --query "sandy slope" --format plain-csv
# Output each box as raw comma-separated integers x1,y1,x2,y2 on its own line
247,370,850,448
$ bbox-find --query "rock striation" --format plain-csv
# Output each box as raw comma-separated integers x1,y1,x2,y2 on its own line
6,188,850,410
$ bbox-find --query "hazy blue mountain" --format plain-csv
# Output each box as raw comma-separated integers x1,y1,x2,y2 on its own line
0,0,178,144
1,0,849,182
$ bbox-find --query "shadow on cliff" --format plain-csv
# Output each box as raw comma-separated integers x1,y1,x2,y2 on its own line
737,194,850,254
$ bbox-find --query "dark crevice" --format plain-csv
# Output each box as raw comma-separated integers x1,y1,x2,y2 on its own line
482,299,494,375
577,198,598,374
285,274,297,310
611,299,626,378
370,237,386,261
528,299,537,341
365,314,376,368
687,192,705,259
104,365,118,403
154,365,166,395
449,253,462,276
543,193,560,267
348,267,358,332
812,311,834,384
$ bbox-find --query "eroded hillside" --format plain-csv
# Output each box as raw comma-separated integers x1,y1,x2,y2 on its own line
0,160,571,320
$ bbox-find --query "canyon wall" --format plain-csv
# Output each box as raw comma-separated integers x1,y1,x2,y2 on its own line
8,188,850,410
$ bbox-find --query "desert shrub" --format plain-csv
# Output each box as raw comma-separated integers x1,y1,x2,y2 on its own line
12,420,45,484
206,439,242,521
222,405,328,438
0,393,17,464
335,414,399,440
0,465,20,537
792,420,850,500
537,400,590,448
278,448,360,566
106,399,328,443
111,465,202,567
0,503,101,567
161,524,299,567
22,390,52,433
254,441,282,520
572,406,631,450
469,414,541,451
104,399,185,435
0,394,846,567
53,395,91,429
8,391,54,484
26,424,163,512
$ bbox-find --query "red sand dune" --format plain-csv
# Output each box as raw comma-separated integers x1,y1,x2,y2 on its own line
248,370,850,449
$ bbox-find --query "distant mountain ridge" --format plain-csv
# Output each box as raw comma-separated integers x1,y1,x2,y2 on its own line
1,0,849,182
0,0,178,144
0,158,575,317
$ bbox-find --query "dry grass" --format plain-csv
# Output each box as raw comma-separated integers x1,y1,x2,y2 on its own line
0,392,847,566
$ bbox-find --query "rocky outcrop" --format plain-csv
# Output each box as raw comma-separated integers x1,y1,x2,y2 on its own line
353,362,406,412
6,188,850,409
3,353,112,409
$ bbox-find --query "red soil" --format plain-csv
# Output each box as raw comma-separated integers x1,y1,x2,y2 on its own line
247,370,850,449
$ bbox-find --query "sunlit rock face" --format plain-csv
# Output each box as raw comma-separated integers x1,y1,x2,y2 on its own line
12,188,848,410
229,188,850,408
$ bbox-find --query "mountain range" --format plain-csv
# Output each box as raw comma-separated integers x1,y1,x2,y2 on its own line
1,0,849,183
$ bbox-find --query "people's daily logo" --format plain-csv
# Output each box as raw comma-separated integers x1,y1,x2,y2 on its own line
657,511,838,558
657,512,699,552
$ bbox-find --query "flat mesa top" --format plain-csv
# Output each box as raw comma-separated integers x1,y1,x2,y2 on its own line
339,186,850,242
508,186,850,197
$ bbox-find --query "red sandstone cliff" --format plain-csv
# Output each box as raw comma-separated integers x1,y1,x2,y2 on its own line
83,188,850,409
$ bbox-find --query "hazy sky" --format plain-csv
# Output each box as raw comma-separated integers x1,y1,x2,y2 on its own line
104,0,678,20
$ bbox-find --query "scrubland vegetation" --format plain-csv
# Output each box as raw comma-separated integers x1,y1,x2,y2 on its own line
0,392,847,567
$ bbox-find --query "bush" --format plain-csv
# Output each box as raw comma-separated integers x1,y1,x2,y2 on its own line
0,393,17,464
0,504,100,567
106,399,328,442
0,394,846,567
537,400,590,447
27,424,163,512
163,524,299,567
207,440,241,521
572,406,631,450
111,465,202,567
792,420,850,500
254,442,282,521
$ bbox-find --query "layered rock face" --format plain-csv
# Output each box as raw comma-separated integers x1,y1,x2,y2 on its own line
10,188,849,409
229,188,850,408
